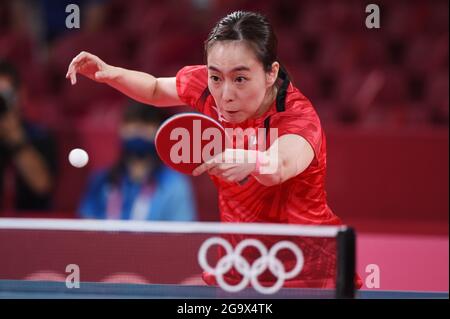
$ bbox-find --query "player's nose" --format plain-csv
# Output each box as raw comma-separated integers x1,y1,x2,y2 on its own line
221,82,235,103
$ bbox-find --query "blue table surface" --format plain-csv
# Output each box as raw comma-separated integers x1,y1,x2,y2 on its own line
0,280,448,299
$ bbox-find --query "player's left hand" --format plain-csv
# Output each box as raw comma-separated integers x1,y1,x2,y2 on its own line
192,149,256,184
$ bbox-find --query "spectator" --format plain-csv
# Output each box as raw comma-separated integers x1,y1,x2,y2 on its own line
78,102,197,221
0,60,57,212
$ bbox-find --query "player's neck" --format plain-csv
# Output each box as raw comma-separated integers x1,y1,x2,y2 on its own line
253,86,277,119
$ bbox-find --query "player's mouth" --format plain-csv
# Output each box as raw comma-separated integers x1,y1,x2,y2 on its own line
223,110,241,121
225,110,239,115
217,106,242,122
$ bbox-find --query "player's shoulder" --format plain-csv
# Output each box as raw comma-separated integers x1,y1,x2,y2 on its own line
269,83,323,129
176,65,209,109
270,83,319,120
284,83,314,111
177,65,208,80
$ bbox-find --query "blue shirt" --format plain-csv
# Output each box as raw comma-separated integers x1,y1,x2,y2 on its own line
78,166,197,221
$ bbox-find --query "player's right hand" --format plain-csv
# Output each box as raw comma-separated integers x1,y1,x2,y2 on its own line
65,51,117,85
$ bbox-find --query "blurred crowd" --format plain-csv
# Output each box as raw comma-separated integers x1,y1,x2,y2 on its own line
1,0,448,128
0,0,448,217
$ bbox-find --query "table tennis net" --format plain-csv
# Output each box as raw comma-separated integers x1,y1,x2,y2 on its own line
0,219,355,296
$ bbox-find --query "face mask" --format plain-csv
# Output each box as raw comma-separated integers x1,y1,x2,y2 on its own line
122,137,156,160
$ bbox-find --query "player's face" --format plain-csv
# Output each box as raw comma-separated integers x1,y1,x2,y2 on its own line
207,41,278,123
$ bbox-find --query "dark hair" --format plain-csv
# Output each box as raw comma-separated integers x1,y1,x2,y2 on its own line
204,11,290,91
0,60,21,90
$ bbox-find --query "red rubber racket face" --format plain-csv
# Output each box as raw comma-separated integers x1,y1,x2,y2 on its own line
155,113,226,175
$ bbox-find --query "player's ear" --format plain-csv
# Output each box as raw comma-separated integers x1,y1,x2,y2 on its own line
266,62,280,88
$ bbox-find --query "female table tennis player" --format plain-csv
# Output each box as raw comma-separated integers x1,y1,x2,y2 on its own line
66,11,361,289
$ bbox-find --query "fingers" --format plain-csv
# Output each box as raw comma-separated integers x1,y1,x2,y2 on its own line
66,53,81,77
192,162,210,176
65,51,92,85
192,161,249,187
208,163,235,176
70,70,77,85
192,154,221,176
65,61,76,84
66,58,81,85
192,150,240,177
192,151,222,176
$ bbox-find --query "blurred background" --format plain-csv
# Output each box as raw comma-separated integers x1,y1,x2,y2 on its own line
0,0,448,290
0,0,448,226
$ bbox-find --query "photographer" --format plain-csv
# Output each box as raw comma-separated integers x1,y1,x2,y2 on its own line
0,61,57,212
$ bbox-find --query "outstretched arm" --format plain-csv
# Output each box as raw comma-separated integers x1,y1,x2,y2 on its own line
66,51,183,107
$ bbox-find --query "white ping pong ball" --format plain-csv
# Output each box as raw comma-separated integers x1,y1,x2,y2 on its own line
68,148,89,168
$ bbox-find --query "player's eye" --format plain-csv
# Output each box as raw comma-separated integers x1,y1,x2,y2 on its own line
210,75,221,82
235,76,247,83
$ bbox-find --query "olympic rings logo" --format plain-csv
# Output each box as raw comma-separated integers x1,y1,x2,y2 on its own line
198,237,304,294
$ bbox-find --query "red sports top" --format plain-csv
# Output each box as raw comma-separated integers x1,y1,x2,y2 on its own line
176,65,362,289
176,65,341,226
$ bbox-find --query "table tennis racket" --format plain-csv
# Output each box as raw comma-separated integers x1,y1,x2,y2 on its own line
155,112,227,175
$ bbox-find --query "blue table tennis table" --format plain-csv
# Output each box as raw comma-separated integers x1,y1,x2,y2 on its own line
0,280,447,299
